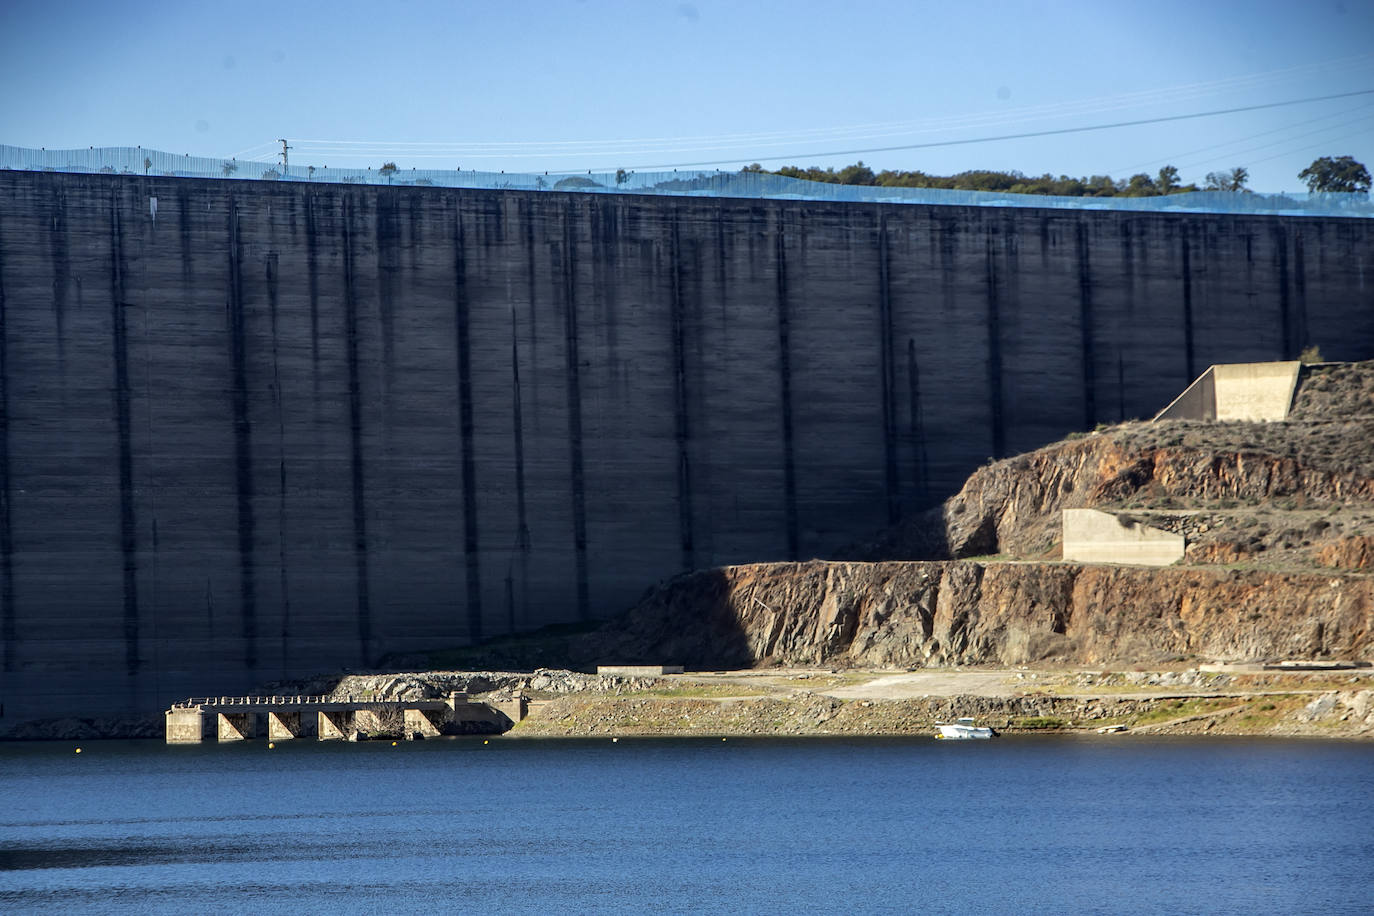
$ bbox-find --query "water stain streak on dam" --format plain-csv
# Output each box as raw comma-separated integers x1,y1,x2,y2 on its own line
0,172,1371,722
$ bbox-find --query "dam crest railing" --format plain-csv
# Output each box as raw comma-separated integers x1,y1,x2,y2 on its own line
4,144,1372,218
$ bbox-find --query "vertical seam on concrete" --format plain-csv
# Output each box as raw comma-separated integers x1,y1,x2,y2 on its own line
265,246,290,676
0,204,13,673
453,202,483,642
111,191,141,676
511,197,534,636
1181,222,1196,381
715,202,728,317
1274,223,1292,360
509,304,530,636
341,197,372,662
510,311,530,558
523,201,540,406
140,182,162,696
774,210,799,561
561,203,590,620
305,195,322,407
1293,232,1309,353
1076,221,1097,429
670,207,695,570
877,211,899,524
984,235,1005,460
375,192,397,397
906,338,930,507
50,185,68,374
226,194,257,671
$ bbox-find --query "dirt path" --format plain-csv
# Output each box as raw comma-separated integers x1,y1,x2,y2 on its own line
819,670,1021,700
671,666,1362,703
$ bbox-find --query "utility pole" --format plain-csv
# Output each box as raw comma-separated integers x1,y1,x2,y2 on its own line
277,138,292,174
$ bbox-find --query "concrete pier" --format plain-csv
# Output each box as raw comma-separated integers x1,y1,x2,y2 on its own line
266,710,313,741
216,712,256,742
316,710,351,742
404,708,443,738
165,692,522,743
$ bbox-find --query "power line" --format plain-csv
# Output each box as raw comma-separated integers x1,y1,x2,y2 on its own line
1242,121,1374,168
1109,101,1374,175
285,90,1374,166
279,54,1374,157
1176,110,1374,174
596,90,1374,173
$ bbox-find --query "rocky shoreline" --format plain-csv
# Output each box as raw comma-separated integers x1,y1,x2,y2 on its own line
7,666,1370,742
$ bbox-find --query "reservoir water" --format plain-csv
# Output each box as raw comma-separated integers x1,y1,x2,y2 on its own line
1,736,1370,914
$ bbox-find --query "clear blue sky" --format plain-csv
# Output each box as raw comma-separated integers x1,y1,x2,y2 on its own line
4,0,1373,191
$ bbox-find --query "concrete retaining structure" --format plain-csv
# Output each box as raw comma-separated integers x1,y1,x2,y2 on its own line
1061,509,1185,566
596,665,684,676
1154,360,1302,421
3,171,1373,724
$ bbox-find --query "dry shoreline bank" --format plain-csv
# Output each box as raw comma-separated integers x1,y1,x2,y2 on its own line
506,667,1374,740
5,666,1370,742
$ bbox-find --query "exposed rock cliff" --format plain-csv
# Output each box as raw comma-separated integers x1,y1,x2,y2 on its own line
575,560,1371,669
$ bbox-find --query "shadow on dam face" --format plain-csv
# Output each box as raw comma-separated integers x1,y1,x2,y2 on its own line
582,568,757,671
0,171,1371,721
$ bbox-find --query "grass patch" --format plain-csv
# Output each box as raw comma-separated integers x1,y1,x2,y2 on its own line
1131,697,1236,725
1015,716,1068,730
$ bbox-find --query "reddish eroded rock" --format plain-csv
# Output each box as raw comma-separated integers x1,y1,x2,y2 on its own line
1317,536,1374,570
1185,541,1253,565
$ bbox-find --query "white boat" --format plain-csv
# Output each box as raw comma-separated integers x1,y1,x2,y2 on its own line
935,717,995,740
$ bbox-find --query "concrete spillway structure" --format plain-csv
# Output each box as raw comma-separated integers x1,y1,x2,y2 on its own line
1,171,1372,725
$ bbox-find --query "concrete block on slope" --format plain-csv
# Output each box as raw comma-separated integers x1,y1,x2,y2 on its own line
1154,361,1301,422
1062,509,1184,566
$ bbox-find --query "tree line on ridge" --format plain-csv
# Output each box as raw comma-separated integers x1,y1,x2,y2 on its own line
736,155,1371,197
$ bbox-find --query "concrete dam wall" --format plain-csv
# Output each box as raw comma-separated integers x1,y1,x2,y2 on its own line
1,171,1371,722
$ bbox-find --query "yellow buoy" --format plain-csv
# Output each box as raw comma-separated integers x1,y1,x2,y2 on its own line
268,742,275,749
483,739,489,745
391,741,397,746
75,747,82,754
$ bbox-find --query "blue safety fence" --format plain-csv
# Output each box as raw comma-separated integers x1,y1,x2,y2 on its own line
4,144,1371,218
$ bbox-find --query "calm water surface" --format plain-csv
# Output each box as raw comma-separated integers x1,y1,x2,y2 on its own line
1,736,1370,914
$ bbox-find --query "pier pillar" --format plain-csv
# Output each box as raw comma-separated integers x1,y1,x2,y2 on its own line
493,696,527,723
165,708,208,744
404,708,442,738
317,710,350,741
216,712,256,741
267,711,308,741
